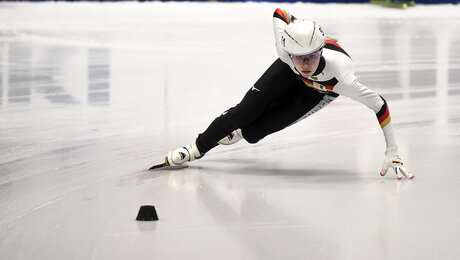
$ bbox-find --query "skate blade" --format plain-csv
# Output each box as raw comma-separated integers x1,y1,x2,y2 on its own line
148,158,188,171
148,165,189,171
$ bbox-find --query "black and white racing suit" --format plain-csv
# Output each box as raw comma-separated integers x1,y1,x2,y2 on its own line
195,8,398,157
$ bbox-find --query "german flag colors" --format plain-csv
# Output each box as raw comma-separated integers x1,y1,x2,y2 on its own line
324,39,351,58
274,8,289,24
299,77,336,92
376,97,391,128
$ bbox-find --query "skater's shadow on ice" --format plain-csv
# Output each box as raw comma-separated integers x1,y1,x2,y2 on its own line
242,167,360,183
197,159,361,182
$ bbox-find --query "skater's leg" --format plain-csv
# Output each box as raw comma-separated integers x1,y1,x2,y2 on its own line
195,59,298,154
243,89,338,144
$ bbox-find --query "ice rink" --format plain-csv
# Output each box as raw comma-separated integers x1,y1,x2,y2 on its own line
1,2,460,259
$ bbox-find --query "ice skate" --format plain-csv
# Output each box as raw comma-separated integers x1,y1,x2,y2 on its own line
166,143,203,166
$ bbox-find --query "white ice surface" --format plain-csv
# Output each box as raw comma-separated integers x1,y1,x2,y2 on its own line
1,2,460,260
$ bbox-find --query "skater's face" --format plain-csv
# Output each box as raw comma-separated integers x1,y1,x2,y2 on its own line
291,50,322,78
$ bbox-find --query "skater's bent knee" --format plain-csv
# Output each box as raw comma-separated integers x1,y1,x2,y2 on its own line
241,128,265,144
243,134,261,144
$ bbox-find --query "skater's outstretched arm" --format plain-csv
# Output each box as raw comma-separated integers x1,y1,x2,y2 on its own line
329,51,413,179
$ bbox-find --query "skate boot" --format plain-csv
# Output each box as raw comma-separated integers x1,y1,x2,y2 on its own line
218,129,243,145
166,143,203,166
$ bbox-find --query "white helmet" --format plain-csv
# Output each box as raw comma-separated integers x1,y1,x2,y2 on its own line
281,19,326,56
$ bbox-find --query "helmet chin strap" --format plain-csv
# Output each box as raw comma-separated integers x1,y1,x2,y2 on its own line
313,56,326,76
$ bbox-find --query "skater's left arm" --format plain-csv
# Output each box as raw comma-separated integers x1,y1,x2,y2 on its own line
273,8,298,70
332,59,413,179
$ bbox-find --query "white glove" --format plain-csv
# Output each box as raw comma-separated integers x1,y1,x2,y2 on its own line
380,155,414,180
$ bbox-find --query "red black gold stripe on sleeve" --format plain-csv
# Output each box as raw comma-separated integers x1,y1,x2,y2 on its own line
324,39,351,58
376,96,391,128
274,8,289,23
